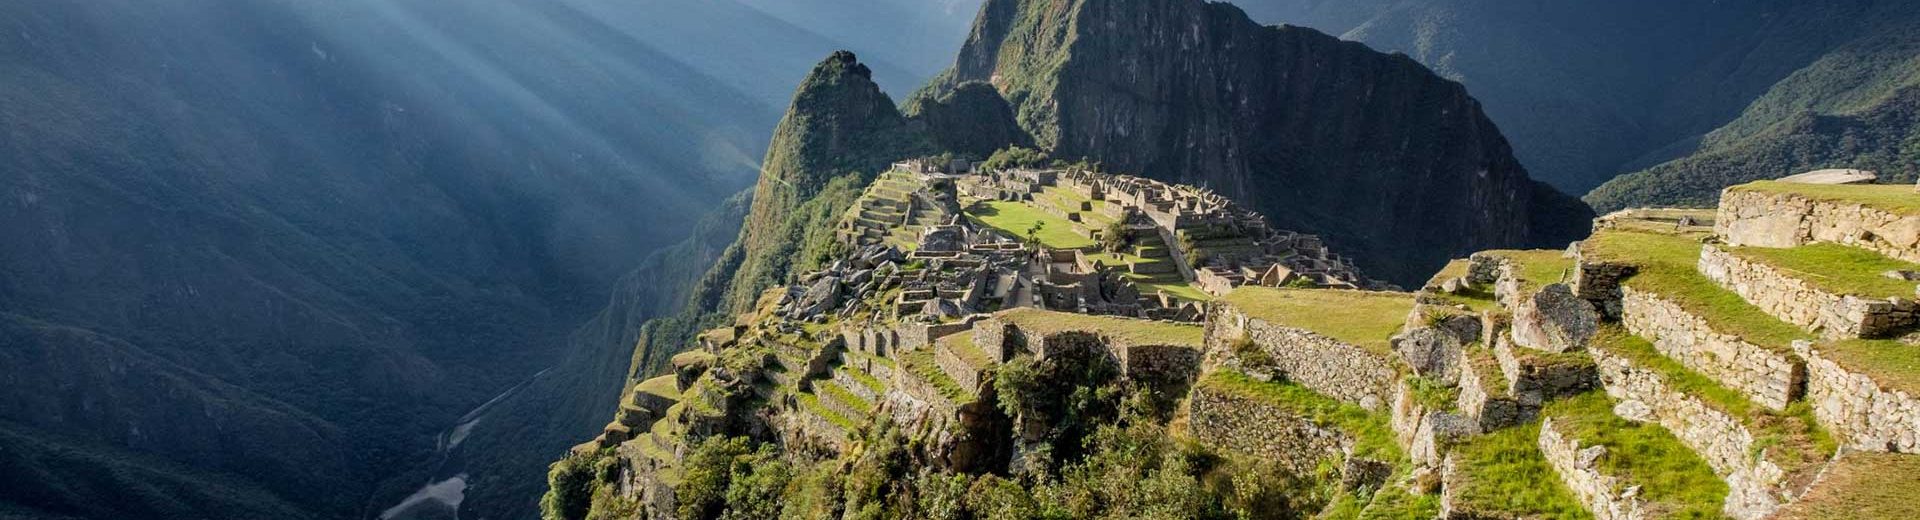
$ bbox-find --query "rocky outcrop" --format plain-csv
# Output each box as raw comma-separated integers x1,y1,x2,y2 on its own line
1718,187,1920,264
942,0,1592,285
1509,284,1601,353
1698,244,1918,339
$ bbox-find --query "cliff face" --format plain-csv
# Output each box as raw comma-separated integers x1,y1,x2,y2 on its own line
944,0,1592,285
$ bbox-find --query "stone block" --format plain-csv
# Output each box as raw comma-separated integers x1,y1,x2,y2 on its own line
1620,287,1804,410
1510,284,1600,353
1796,340,1920,453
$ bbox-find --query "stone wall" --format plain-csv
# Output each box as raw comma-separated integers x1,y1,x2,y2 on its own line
1698,244,1917,338
1456,347,1526,430
934,339,993,392
1120,344,1202,387
1591,345,1792,519
1187,382,1351,475
1539,417,1657,520
1207,304,1399,410
1796,341,1920,453
1572,246,1638,318
1495,338,1598,408
1718,187,1920,264
1621,287,1804,410
971,318,1012,361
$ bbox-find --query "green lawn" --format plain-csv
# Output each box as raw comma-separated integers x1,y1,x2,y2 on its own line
900,348,975,402
1544,392,1729,519
794,391,858,430
1132,277,1213,302
1731,181,1920,216
938,330,997,368
998,307,1204,347
964,200,1094,249
1447,420,1595,520
1220,287,1415,356
1731,243,1920,299
1199,370,1401,461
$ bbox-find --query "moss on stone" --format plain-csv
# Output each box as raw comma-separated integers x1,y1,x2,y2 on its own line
1199,370,1400,461
1221,287,1416,357
1730,243,1920,299
1448,420,1594,520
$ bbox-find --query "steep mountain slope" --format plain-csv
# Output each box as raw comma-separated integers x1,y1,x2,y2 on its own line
0,0,975,518
936,0,1590,285
1587,19,1920,211
1226,0,1915,197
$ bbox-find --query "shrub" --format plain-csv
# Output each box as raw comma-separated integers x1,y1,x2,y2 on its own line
540,451,603,520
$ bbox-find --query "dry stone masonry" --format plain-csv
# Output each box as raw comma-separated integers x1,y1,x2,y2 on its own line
1796,340,1920,452
1698,244,1918,339
1620,287,1804,410
1719,185,1920,264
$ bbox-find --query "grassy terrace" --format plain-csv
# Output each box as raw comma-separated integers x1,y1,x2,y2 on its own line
817,381,872,413
1220,287,1415,356
1544,392,1729,519
938,330,997,368
1730,243,1920,299
965,200,1094,249
1730,181,1920,216
1583,230,1806,352
900,348,974,402
1773,452,1920,520
1200,370,1400,461
1592,327,1835,474
794,391,858,430
998,307,1204,347
634,374,682,400
839,365,886,395
1483,249,1574,292
1465,345,1510,396
1585,229,1920,396
1448,420,1594,520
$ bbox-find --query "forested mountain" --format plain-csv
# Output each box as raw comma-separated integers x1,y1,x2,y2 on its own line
1230,0,1920,201
0,1,976,518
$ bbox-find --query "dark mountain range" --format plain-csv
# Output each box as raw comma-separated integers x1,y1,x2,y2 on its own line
1227,0,1920,204
925,0,1591,285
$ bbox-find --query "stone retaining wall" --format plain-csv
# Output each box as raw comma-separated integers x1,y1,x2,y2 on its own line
1539,417,1655,520
1591,345,1790,519
833,369,879,402
1572,247,1638,318
1621,287,1804,410
1496,338,1598,408
1698,244,1918,339
934,340,992,392
1188,382,1351,475
1796,341,1920,453
1717,187,1920,264
1208,304,1399,410
1457,347,1526,430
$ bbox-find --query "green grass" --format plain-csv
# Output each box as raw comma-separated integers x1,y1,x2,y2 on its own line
1464,345,1510,396
841,366,886,395
1356,485,1442,520
1484,249,1575,292
1200,370,1401,461
1425,259,1473,288
1731,181,1920,216
816,381,872,414
1592,326,1835,474
1220,287,1415,357
634,375,683,401
1131,277,1213,302
794,391,858,430
964,200,1095,249
1816,338,1920,394
998,307,1204,347
1544,392,1730,519
1406,375,1460,412
1583,230,1808,352
1731,243,1920,299
939,331,997,368
900,348,975,402
1773,452,1920,520
1447,420,1595,520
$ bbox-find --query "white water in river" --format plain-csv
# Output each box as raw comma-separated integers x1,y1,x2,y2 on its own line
377,368,553,519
